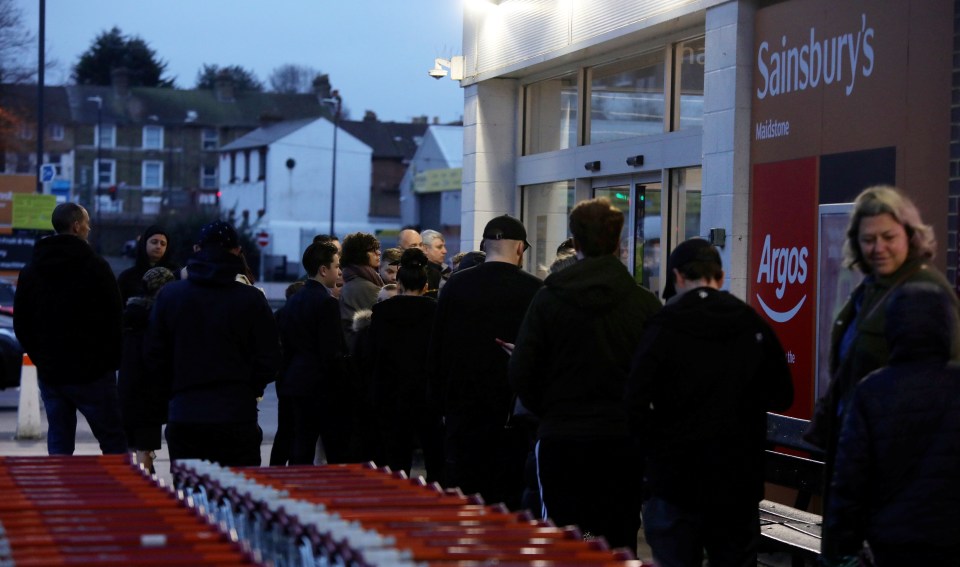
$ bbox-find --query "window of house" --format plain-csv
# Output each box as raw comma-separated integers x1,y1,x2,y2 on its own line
96,124,116,148
143,125,164,149
229,152,237,182
589,49,666,144
17,124,33,140
95,159,115,187
521,180,576,279
142,161,163,188
243,150,251,182
49,153,63,176
673,36,705,131
258,149,267,180
524,72,579,155
49,124,64,141
15,153,31,173
202,128,219,150
201,165,218,188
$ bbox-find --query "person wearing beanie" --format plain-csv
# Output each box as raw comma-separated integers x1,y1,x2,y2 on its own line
116,225,176,303
625,237,794,566
509,197,660,549
118,266,176,473
145,220,280,467
427,213,542,510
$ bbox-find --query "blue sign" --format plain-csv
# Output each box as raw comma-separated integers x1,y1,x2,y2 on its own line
39,164,56,183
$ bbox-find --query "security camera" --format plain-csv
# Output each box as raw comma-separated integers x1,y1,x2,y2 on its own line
428,67,448,80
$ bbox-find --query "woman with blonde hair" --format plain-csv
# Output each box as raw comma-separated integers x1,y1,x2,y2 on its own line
811,185,960,561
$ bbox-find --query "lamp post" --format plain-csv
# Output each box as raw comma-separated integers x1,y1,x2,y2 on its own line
324,90,342,237
87,95,102,253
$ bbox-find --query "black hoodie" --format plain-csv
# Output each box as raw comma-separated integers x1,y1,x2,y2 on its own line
509,254,661,439
14,234,123,383
625,286,793,508
144,247,281,423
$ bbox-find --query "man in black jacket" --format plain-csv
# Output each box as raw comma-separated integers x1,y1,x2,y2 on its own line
145,221,280,467
427,214,541,509
509,198,661,549
277,240,350,465
626,238,793,567
14,203,126,455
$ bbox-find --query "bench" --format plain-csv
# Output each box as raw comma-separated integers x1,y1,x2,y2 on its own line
760,412,825,565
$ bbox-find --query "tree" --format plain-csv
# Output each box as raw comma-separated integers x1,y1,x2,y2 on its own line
0,0,37,84
195,64,263,92
73,27,173,87
268,64,322,94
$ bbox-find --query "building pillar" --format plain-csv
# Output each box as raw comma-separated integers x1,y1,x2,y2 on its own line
702,0,755,298
461,78,519,252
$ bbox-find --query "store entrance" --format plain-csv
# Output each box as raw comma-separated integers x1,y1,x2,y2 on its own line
592,167,701,297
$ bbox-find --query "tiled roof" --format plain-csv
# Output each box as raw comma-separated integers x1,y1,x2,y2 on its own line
220,117,319,151
339,120,429,160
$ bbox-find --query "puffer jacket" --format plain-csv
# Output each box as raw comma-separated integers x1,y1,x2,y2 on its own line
825,282,960,558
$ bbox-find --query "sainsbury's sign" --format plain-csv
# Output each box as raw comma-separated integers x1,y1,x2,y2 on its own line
757,14,875,100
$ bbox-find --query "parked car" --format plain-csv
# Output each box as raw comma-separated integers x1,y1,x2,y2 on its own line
0,307,21,389
0,280,13,312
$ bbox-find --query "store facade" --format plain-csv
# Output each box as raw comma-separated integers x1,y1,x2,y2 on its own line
460,0,954,417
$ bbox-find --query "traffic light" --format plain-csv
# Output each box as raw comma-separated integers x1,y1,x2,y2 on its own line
108,185,118,202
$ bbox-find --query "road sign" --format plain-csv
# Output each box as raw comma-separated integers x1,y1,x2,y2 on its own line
39,164,56,183
256,230,269,248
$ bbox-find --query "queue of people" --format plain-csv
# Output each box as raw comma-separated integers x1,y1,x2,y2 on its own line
10,183,960,566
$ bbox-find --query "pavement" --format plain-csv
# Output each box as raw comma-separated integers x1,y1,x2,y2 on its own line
0,381,282,488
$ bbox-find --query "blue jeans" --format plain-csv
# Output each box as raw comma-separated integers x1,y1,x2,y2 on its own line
643,496,759,567
38,371,128,455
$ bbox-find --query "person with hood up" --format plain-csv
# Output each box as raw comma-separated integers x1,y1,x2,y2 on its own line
14,203,127,455
625,238,793,567
116,225,175,303
825,282,960,565
145,220,280,467
508,197,660,550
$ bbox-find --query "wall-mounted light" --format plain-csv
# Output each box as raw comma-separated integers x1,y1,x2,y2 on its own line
626,155,644,167
709,227,726,248
285,158,296,170
584,160,601,172
428,56,464,81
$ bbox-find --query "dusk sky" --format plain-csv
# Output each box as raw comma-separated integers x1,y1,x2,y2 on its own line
19,0,465,124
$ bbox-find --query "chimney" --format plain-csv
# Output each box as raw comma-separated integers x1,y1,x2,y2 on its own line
412,115,428,125
215,70,235,103
259,112,283,127
111,67,130,98
363,110,378,122
312,74,332,101
432,116,439,125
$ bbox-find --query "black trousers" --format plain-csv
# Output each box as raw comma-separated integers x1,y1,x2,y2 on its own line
269,394,294,466
443,414,528,510
165,421,262,467
536,434,642,551
290,396,351,465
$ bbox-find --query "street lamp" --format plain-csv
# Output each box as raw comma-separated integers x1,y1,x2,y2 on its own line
323,90,342,237
86,95,102,253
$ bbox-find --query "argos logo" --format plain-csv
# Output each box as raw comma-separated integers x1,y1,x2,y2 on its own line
755,234,809,323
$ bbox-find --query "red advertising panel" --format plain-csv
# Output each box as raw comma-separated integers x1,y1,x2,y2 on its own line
750,158,818,418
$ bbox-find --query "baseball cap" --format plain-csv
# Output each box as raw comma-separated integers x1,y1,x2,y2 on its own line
663,238,721,300
198,220,240,249
482,215,530,251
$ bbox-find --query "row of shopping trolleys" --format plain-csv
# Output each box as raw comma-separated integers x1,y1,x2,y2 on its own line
0,454,642,566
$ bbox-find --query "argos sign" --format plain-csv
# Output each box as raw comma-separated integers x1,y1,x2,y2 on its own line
755,235,810,323
750,158,817,418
